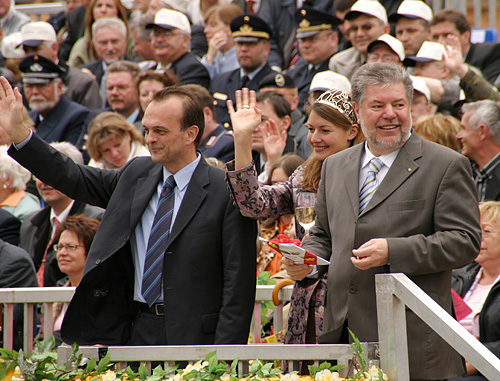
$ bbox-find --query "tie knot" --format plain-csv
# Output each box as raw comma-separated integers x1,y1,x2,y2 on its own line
369,157,383,173
163,175,176,191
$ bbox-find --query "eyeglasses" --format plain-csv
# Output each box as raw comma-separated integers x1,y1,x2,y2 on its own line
54,244,83,252
150,29,180,38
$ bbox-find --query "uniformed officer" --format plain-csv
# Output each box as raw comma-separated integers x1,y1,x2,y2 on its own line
209,14,275,128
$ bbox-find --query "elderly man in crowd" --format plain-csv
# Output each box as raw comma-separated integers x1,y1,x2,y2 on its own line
20,54,89,148
147,8,210,88
329,0,389,80
365,33,405,66
20,21,102,110
284,63,480,380
458,100,500,202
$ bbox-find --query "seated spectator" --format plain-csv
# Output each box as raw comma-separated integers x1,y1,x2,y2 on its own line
146,9,211,88
137,70,178,114
430,9,500,85
20,54,91,148
67,0,132,68
201,4,243,79
257,153,304,277
452,201,500,380
130,14,157,69
182,84,235,163
87,112,150,169
0,146,40,221
414,113,461,151
329,0,389,80
365,34,405,66
52,215,100,345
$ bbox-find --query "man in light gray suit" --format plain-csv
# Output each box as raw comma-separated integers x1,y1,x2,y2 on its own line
285,63,481,380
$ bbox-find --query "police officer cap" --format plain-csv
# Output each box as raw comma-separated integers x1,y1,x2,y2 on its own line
296,8,341,39
19,54,63,84
258,73,296,90
231,14,272,42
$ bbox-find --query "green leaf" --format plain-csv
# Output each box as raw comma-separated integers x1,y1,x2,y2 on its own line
97,352,110,373
206,350,218,371
229,358,238,377
249,359,261,374
138,364,149,380
183,369,199,379
84,356,97,374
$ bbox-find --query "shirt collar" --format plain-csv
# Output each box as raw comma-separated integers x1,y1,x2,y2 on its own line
240,62,266,81
163,154,201,193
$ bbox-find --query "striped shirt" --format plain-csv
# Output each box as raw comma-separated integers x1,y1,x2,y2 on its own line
472,152,500,201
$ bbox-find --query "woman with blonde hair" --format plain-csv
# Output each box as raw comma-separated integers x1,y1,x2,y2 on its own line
87,112,150,169
414,113,461,151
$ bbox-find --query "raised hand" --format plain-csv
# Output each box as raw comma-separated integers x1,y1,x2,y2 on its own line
205,30,229,64
261,117,287,166
0,77,31,144
442,35,468,78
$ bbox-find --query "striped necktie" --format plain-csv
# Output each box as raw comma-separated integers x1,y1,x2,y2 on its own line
142,175,176,306
359,157,383,213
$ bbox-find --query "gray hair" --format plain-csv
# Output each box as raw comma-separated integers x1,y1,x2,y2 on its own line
130,14,153,41
462,100,500,143
351,63,413,106
0,146,31,191
92,17,127,41
106,60,143,81
50,142,84,165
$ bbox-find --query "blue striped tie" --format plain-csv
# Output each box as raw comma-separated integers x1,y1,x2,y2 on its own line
359,158,383,213
142,175,176,306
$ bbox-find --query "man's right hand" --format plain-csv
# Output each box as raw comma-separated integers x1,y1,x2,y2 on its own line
0,77,31,144
282,257,313,281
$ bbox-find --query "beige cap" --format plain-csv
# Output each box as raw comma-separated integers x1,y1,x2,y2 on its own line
20,21,57,46
367,33,405,61
345,0,388,24
309,70,351,94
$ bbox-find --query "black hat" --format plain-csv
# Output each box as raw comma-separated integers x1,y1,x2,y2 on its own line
231,14,272,42
19,54,63,84
295,8,341,39
258,73,296,90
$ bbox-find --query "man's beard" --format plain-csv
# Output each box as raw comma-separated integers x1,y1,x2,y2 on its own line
29,98,58,114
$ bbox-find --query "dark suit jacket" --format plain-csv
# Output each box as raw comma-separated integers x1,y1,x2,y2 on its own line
0,240,37,350
304,133,481,379
10,134,257,346
61,64,102,110
286,58,330,111
20,201,104,287
29,96,90,148
168,52,211,89
0,208,21,246
59,6,86,63
483,162,500,201
465,42,500,84
210,63,276,127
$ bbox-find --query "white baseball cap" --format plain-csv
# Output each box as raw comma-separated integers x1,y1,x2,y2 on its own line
389,0,433,23
404,41,447,65
1,32,25,59
20,21,57,47
367,34,405,61
410,75,431,102
146,8,191,35
309,70,351,94
345,0,388,24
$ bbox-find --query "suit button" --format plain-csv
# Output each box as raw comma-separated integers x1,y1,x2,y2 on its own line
349,286,356,294
95,259,101,265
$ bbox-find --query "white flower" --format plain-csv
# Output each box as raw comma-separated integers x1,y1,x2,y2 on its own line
365,365,388,380
101,369,117,381
280,373,300,381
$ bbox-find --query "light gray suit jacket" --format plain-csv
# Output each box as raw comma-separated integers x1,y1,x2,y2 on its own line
303,133,481,379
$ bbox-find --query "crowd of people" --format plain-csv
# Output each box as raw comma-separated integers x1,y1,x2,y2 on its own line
0,0,499,379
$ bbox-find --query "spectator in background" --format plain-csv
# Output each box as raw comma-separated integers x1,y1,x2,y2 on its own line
410,75,435,125
87,112,150,169
137,70,178,114
0,208,21,246
201,4,242,79
52,215,100,345
67,0,131,68
333,0,357,52
47,0,87,46
452,201,500,380
259,73,310,160
458,100,500,202
20,142,104,288
365,33,405,66
0,32,24,87
210,14,275,127
0,0,31,38
389,0,432,57
329,0,389,80
304,70,351,117
130,14,157,69
20,21,102,110
414,113,461,151
183,84,235,163
20,55,90,148
286,8,340,111
0,146,40,222
147,9,211,88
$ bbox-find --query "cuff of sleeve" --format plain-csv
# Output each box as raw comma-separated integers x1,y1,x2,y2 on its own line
13,130,33,150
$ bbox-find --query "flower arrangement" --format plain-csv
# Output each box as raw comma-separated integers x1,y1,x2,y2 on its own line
0,332,387,381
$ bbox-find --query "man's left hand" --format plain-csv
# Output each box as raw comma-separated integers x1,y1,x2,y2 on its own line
351,238,389,270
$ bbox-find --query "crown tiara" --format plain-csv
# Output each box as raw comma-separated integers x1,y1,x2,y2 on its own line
315,89,356,125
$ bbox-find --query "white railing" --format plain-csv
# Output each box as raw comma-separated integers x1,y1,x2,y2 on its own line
0,284,293,352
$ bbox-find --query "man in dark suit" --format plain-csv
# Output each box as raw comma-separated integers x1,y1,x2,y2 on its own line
284,64,481,379
458,100,500,202
19,55,90,149
286,8,340,112
430,9,500,85
210,14,275,128
0,208,21,245
20,142,104,287
0,79,256,346
147,9,210,89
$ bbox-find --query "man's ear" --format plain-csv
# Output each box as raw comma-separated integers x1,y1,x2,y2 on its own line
353,101,361,122
282,115,291,131
185,125,199,145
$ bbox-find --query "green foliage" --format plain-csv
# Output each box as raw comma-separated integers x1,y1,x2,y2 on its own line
308,361,344,376
245,359,283,379
348,328,368,380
